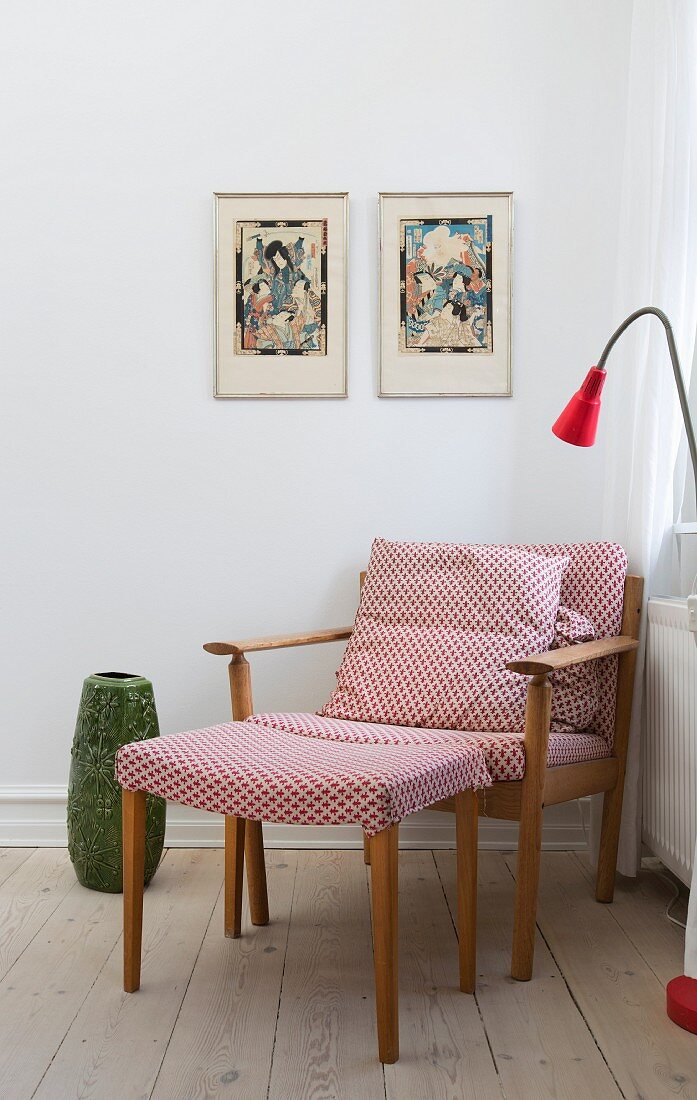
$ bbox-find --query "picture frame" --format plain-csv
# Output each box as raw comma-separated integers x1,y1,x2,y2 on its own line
214,192,348,398
378,192,513,397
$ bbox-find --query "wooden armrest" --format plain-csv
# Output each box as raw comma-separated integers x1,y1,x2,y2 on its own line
203,626,353,657
506,635,639,676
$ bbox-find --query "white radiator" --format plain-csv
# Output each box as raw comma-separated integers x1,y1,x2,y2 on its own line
643,597,697,886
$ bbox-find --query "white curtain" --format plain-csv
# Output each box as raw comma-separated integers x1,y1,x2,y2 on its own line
599,0,697,879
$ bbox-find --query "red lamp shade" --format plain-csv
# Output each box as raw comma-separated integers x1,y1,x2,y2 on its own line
552,367,607,447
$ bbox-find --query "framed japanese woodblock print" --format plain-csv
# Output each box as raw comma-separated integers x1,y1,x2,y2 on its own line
215,192,348,397
378,192,512,396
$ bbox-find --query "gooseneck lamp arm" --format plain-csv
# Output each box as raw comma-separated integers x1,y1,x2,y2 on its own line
552,306,697,505
598,307,697,501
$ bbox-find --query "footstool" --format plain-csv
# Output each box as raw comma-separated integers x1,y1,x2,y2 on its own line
115,721,491,1064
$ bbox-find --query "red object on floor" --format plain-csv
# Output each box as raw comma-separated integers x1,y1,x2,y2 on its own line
552,366,607,448
667,975,697,1034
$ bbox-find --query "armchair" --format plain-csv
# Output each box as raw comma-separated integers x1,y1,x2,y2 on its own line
205,549,642,981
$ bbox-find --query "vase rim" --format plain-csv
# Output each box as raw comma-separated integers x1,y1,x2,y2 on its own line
91,672,145,681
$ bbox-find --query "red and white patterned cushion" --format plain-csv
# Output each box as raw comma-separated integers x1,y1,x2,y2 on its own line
245,712,611,782
115,722,491,836
320,540,568,733
550,605,600,731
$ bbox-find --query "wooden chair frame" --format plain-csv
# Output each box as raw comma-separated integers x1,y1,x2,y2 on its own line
201,571,642,986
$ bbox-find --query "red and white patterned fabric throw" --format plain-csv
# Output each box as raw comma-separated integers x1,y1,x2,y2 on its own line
554,606,596,646
115,722,491,836
320,539,569,733
245,712,611,782
515,542,627,743
550,605,600,731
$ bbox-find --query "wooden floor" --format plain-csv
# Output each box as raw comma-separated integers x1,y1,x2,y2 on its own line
0,846,692,1100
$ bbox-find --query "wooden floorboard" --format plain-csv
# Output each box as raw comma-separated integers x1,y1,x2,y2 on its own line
0,867,125,1098
0,848,75,983
511,851,696,1100
435,850,621,1100
267,849,385,1100
0,846,693,1099
383,850,502,1100
573,853,687,986
151,850,298,1100
0,848,34,888
33,849,223,1100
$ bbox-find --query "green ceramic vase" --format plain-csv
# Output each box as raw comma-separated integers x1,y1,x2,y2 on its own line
67,673,166,892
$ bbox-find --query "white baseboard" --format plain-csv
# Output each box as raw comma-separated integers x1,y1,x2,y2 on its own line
0,785,590,850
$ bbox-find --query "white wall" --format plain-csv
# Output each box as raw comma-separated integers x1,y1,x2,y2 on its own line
1,2,632,819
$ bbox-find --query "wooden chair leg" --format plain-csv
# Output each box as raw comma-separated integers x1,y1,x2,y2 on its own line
511,798,544,981
123,789,146,993
511,674,551,982
225,816,246,938
363,832,371,865
595,781,624,903
245,820,269,926
370,825,399,1064
596,585,642,902
455,790,478,994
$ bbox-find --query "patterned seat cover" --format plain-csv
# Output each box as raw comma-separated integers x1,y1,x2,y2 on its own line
116,722,491,836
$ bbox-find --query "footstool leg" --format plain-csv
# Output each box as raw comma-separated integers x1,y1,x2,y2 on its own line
225,816,246,938
370,824,399,1064
455,790,478,994
363,832,371,865
123,789,146,993
227,656,269,927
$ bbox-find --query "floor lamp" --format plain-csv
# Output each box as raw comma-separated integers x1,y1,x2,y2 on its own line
552,305,697,1035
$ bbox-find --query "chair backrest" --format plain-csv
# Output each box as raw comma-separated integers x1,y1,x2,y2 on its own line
359,541,631,744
